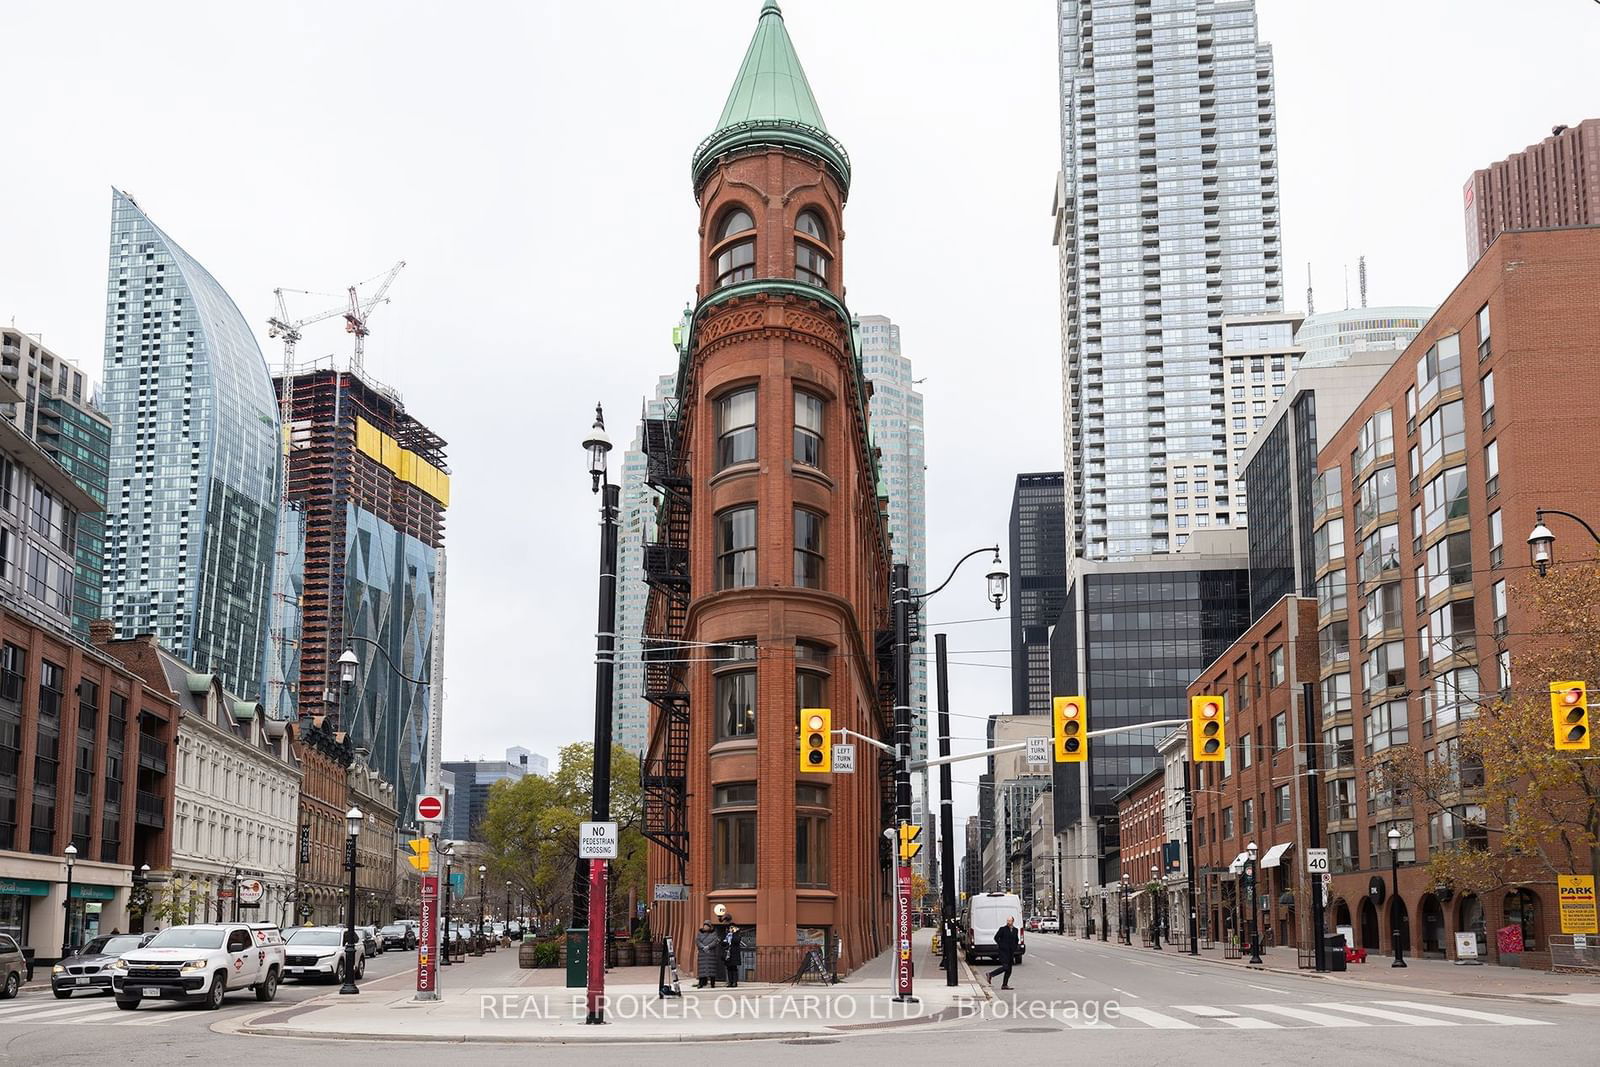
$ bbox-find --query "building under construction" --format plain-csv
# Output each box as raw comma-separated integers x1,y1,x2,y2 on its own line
275,367,449,817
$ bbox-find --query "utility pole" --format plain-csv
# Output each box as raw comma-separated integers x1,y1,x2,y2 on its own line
1303,681,1326,971
935,635,958,986
1183,758,1198,955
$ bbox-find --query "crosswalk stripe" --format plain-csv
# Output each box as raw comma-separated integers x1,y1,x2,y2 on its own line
121,1012,185,1025
1060,1016,1113,1029
1173,1004,1235,1017
1241,1003,1373,1027
0,1001,121,1023
1374,1000,1550,1026
1310,1002,1457,1026
1172,1005,1279,1029
1118,1006,1199,1029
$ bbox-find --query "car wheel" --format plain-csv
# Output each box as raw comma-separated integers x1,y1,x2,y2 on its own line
1,972,19,1000
254,968,278,1002
332,959,345,984
204,973,227,1010
115,997,139,1011
356,958,366,979
54,986,72,999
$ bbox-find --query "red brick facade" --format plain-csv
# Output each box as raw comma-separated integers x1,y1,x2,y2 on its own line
1464,119,1600,262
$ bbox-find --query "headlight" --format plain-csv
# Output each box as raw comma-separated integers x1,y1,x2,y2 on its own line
112,959,129,971
179,959,210,971
52,964,65,975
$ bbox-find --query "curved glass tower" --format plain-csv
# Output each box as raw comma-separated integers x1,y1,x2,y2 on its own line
100,189,281,700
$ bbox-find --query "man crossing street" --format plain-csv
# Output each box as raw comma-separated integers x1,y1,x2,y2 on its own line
985,916,1019,990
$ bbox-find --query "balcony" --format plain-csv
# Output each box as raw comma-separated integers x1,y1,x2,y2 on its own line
135,790,165,829
137,734,168,774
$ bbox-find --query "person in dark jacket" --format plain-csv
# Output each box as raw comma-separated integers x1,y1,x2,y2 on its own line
695,923,722,988
986,917,1019,990
723,925,744,987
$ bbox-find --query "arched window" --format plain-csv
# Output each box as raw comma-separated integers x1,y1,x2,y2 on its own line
794,210,830,288
714,209,756,289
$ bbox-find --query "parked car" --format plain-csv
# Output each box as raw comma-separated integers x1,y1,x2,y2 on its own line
1039,916,1061,934
380,923,417,951
0,933,26,999
110,923,285,1010
282,926,368,984
357,926,379,958
962,892,1027,964
52,933,154,998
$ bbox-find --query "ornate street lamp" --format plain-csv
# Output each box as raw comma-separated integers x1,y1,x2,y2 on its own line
340,806,365,994
1150,865,1162,951
1245,840,1262,965
62,843,78,958
1388,826,1407,968
1528,508,1600,577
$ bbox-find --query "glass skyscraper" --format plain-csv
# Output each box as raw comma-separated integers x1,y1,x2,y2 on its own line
100,190,281,699
1055,0,1283,559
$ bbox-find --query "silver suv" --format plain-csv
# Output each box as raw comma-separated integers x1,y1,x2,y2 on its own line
0,933,25,999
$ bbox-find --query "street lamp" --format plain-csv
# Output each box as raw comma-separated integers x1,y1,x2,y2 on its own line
576,403,619,1024
1527,508,1600,576
1245,840,1262,965
62,843,78,958
340,806,365,995
131,864,151,933
442,845,455,966
1120,873,1130,944
478,865,488,949
1081,880,1091,941
1150,865,1162,951
1388,826,1406,968
505,881,513,940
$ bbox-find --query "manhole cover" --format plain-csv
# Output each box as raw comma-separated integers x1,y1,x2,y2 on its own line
782,1038,841,1045
1006,1027,1062,1034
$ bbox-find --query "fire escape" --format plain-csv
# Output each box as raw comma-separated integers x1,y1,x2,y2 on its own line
640,396,691,868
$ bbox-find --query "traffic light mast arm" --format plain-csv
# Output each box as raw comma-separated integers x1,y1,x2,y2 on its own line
831,727,896,755
912,741,1028,772
907,720,1192,772
1087,719,1188,738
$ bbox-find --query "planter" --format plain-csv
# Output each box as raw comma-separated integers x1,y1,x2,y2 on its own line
518,942,537,970
616,943,636,967
637,943,657,967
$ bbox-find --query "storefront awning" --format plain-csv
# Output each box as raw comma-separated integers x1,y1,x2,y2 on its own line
1260,842,1294,869
1228,851,1249,874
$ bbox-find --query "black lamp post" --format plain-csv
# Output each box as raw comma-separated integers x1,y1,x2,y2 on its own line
1150,865,1162,950
477,865,487,948
505,881,512,940
442,845,454,966
131,864,151,933
1388,826,1407,968
1080,880,1091,940
1245,840,1262,964
1527,508,1600,576
232,867,242,923
1119,874,1129,944
62,843,78,958
340,806,365,995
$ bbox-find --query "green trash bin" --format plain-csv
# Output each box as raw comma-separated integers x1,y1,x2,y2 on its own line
566,928,588,988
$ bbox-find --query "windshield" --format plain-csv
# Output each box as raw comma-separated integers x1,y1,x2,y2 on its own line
83,935,144,956
146,928,224,950
380,925,405,935
286,929,344,946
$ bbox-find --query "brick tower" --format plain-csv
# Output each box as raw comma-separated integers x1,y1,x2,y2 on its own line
644,0,892,976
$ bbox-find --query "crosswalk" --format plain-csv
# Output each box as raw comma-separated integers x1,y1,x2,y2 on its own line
0,996,195,1027
1052,999,1550,1031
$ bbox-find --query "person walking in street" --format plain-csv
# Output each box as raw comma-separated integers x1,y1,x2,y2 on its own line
723,924,744,988
695,922,722,988
986,916,1019,990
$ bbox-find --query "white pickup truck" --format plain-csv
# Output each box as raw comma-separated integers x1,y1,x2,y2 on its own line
110,923,285,1010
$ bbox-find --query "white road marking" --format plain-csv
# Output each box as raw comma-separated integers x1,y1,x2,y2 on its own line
1374,1000,1550,1026
1111,987,1140,998
1119,1006,1198,1029
1246,984,1284,993
1242,1003,1373,1027
0,1001,120,1022
1172,1004,1280,1028
1042,959,1058,967
1309,1002,1457,1026
1069,972,1087,979
1174,1004,1236,1017
1060,1015,1114,1030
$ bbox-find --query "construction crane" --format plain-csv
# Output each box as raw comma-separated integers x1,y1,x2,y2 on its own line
344,259,405,378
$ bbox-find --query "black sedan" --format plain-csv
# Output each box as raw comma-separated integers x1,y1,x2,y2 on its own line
52,934,154,998
379,924,417,951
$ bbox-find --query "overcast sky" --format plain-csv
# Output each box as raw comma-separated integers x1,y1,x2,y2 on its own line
2,1,1597,842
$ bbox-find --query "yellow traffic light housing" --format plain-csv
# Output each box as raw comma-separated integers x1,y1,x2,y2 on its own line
800,707,832,772
899,823,923,862
406,837,431,872
1054,696,1087,763
1551,681,1590,750
1191,695,1227,762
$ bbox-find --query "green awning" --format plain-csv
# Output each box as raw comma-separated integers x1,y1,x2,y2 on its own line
0,878,49,897
71,884,118,901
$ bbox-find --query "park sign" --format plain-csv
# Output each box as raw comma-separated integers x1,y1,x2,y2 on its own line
1558,874,1598,934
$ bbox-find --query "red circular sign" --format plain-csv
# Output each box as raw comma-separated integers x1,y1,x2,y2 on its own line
417,795,443,820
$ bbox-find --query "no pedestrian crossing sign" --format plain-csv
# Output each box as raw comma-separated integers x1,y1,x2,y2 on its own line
579,821,619,860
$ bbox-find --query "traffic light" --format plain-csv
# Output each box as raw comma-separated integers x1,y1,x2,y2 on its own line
899,823,923,862
1190,695,1227,762
800,707,832,772
1551,681,1591,750
1054,696,1087,763
406,837,431,872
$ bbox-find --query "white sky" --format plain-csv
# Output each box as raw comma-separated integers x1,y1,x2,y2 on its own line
2,0,1597,845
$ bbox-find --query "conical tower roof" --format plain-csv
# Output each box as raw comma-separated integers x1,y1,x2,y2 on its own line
692,1,850,194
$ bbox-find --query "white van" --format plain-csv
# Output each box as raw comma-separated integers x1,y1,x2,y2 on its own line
962,892,1026,964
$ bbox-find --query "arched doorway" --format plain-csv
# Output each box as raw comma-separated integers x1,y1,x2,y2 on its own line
1388,896,1411,958
1420,894,1446,958
1358,897,1379,950
1459,894,1487,959
1503,888,1540,954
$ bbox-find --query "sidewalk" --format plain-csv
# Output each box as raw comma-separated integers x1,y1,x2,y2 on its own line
1093,935,1600,999
223,928,986,1044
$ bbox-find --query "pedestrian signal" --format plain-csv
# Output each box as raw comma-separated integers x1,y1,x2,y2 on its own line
899,823,922,862
1190,695,1226,762
1054,696,1087,763
406,837,431,872
800,708,832,772
1551,681,1591,751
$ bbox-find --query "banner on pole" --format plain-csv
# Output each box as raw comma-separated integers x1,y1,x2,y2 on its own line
417,873,439,997
895,865,913,997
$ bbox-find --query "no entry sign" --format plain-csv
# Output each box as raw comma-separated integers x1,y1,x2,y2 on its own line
416,793,446,823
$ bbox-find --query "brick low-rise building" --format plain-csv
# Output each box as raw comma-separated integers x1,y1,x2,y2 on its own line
1112,768,1165,943
291,718,353,925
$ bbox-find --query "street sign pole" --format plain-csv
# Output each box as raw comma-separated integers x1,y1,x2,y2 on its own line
416,868,439,1001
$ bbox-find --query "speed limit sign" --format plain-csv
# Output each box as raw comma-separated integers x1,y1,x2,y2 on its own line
1306,848,1330,875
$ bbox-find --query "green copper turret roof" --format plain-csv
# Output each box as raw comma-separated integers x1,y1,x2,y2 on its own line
693,1,851,194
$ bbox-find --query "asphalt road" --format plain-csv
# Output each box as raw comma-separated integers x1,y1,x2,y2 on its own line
1,934,1595,1065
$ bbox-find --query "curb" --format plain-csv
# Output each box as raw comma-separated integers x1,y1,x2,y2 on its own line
232,1023,822,1044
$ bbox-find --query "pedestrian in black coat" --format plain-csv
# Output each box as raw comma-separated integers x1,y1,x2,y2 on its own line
695,922,722,988
986,917,1019,990
723,925,744,987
